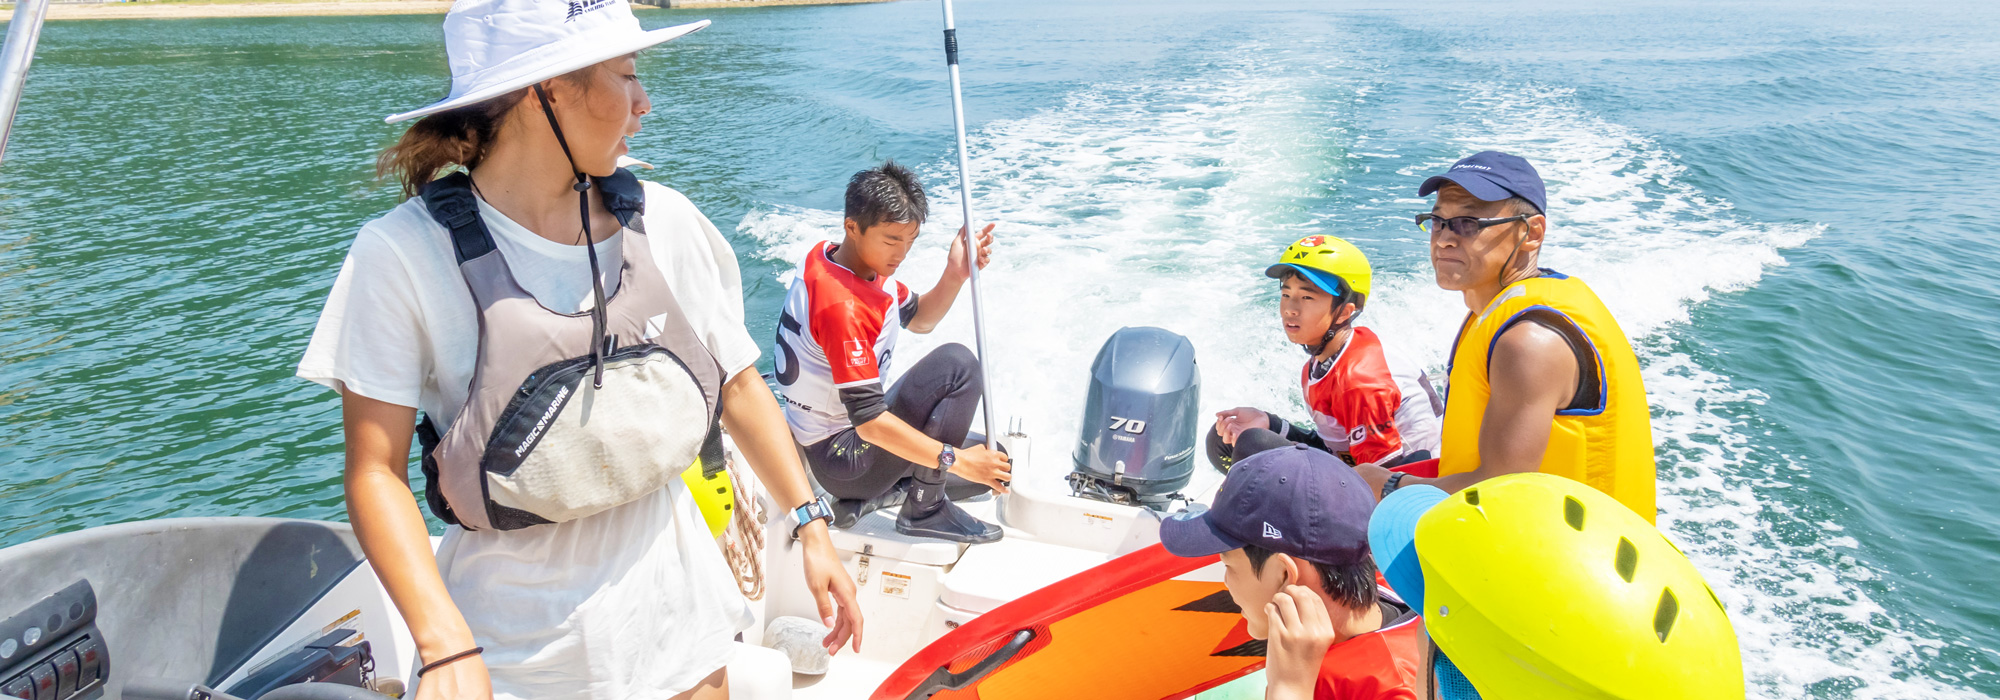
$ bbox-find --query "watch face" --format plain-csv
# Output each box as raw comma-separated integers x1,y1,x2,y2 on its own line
940,446,955,468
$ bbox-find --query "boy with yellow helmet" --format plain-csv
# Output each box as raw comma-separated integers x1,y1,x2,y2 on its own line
1364,473,1745,699
1208,235,1444,472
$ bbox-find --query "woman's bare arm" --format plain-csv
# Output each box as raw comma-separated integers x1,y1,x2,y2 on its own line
341,390,490,699
719,368,864,654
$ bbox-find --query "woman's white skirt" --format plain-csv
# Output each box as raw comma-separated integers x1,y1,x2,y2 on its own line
433,480,755,699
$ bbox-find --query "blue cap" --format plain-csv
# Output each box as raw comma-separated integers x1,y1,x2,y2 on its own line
1418,151,1547,215
1366,484,1450,612
1161,444,1375,566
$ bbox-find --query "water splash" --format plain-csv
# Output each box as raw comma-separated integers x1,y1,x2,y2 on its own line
737,41,1985,698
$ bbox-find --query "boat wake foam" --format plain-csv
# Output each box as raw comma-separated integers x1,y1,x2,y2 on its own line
1431,83,1980,699
737,50,1973,698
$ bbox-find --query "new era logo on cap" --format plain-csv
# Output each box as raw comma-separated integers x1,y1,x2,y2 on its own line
1263,522,1283,540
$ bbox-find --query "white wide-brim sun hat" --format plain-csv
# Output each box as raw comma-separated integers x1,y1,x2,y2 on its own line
387,0,709,123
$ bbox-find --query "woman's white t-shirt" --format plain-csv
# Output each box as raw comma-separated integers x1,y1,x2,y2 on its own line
297,181,758,699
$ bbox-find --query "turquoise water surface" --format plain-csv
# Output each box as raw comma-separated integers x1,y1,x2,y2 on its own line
3,0,1998,696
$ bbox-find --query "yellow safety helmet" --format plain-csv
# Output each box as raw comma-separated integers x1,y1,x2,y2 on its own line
1264,235,1373,303
1415,473,1745,700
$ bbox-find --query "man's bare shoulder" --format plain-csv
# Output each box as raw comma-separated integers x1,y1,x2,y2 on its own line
1491,320,1577,389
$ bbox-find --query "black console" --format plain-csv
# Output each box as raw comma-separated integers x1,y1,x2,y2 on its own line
222,630,372,699
0,581,106,700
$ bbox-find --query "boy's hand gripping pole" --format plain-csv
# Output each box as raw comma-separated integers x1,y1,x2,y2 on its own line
941,0,998,450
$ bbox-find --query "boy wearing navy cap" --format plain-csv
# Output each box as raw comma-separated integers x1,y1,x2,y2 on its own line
1162,444,1425,700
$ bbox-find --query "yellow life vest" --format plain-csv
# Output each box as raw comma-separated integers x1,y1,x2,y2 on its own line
1438,270,1657,521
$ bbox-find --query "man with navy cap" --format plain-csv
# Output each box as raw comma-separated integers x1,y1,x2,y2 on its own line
1162,445,1425,699
1355,151,1658,521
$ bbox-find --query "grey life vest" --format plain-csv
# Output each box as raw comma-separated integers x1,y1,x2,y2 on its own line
413,170,727,531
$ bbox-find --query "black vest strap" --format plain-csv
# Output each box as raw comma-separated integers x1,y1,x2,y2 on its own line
420,168,649,265
595,167,647,234
421,172,493,265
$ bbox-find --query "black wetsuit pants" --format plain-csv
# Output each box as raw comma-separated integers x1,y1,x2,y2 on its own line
804,343,983,501
1205,410,1334,472
1226,427,1302,463
1205,413,1430,471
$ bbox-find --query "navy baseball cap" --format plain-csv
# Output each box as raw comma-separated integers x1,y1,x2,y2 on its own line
1418,151,1547,215
1161,444,1375,566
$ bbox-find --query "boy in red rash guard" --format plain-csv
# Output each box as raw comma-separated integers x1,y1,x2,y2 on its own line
1162,444,1427,700
772,161,1011,544
1207,235,1444,472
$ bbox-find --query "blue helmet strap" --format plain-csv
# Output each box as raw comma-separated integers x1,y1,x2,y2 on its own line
1428,641,1483,700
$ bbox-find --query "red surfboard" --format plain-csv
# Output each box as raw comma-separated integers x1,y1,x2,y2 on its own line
871,543,1264,700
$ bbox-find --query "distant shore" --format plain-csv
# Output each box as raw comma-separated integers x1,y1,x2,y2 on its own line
11,0,889,21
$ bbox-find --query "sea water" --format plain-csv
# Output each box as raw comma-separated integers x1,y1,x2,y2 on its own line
2,0,1997,696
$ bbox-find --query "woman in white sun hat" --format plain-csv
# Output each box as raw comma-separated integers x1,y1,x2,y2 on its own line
296,0,861,697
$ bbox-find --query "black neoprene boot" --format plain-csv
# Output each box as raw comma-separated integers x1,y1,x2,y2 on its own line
835,472,995,529
896,466,1002,544
831,487,906,530
944,472,995,501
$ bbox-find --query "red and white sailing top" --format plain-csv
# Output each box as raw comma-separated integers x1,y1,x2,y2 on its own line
774,241,920,445
1313,599,1425,700
1302,327,1444,465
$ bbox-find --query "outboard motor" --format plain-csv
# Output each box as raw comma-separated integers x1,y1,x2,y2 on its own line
1068,327,1200,510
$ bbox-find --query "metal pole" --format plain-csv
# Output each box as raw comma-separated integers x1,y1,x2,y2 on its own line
0,0,51,163
938,0,998,449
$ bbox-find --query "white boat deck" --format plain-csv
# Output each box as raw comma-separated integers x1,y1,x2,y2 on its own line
748,443,1238,699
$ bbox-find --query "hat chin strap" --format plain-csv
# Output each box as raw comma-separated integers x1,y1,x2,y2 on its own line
1494,220,1534,291
1304,322,1349,357
534,83,610,389
1302,299,1355,357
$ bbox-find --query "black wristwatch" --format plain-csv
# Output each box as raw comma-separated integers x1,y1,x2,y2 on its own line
1381,471,1408,500
790,494,834,539
938,444,957,471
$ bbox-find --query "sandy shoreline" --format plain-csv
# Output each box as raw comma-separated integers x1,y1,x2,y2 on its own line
10,0,887,21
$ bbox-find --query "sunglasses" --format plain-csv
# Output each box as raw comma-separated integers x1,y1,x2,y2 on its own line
1415,213,1532,238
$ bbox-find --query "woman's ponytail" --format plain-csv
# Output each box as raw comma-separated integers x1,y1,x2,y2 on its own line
376,89,528,199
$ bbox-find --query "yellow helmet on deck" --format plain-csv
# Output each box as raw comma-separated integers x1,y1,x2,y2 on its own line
1264,234,1373,303
1416,473,1745,700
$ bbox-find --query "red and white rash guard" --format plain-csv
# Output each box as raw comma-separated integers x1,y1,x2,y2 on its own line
1302,327,1444,465
774,241,920,446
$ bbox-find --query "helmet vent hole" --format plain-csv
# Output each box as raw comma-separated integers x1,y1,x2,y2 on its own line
1563,496,1585,531
1653,588,1679,643
1464,489,1479,506
1615,537,1639,582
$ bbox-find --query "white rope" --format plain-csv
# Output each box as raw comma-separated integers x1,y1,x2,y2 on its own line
721,450,768,601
